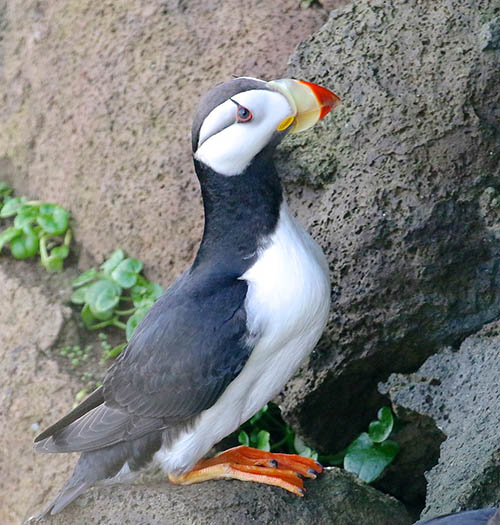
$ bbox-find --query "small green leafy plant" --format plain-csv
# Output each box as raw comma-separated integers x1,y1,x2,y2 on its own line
71,249,163,355
0,181,72,272
236,404,399,484
237,403,318,459
339,407,399,483
59,344,92,368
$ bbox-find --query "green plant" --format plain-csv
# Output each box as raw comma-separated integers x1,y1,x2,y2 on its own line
59,344,92,368
71,249,163,354
237,403,318,459
235,404,399,484
73,372,103,407
0,182,72,272
98,331,125,361
340,407,399,483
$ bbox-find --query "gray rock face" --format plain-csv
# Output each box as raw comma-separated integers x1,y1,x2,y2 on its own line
276,0,500,452
28,468,412,525
380,321,500,520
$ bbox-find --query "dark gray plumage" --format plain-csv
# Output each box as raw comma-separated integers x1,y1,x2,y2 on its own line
34,267,254,512
416,508,500,524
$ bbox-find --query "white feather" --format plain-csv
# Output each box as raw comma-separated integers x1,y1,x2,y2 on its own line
154,202,330,473
195,89,294,176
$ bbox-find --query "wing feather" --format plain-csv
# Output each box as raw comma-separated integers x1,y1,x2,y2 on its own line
35,270,252,453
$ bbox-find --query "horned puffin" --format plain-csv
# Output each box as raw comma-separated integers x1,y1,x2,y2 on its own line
33,76,341,516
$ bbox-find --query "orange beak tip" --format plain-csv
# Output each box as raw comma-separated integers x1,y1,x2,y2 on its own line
297,79,342,119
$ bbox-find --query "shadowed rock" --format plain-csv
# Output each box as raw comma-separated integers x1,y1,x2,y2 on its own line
276,0,500,456
381,321,500,519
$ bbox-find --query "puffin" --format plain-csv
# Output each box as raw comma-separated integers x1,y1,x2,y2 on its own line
33,76,341,516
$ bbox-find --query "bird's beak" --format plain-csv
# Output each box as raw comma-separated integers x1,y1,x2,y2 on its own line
268,78,341,133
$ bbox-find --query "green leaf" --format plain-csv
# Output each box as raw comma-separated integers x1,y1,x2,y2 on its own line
256,430,271,452
249,404,268,425
84,279,121,314
81,304,98,329
72,268,98,288
0,181,13,198
131,277,163,307
0,227,21,251
13,204,39,228
238,431,250,447
293,435,307,454
344,433,399,483
100,249,125,275
126,306,149,341
42,255,63,272
368,407,394,443
293,435,318,460
0,196,25,217
104,343,126,359
36,204,69,235
75,389,88,403
51,245,69,259
300,448,318,460
111,258,143,289
71,285,90,304
10,226,39,259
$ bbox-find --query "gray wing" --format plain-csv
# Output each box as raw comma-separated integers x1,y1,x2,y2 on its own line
35,271,252,453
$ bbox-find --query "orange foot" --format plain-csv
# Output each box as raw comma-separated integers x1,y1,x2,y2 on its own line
168,445,323,496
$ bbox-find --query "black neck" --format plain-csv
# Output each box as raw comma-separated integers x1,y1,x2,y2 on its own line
192,148,283,279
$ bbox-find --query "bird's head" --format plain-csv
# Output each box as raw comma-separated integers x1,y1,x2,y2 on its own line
192,77,341,176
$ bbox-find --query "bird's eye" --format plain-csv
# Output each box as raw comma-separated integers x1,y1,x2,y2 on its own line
236,105,252,123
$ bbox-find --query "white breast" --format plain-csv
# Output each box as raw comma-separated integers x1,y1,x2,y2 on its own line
155,203,331,473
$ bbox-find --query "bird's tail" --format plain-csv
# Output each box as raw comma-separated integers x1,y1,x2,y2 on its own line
28,450,105,521
35,479,92,519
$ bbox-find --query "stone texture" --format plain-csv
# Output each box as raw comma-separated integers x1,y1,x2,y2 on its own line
28,468,412,525
0,259,79,525
373,411,445,515
275,0,500,453
381,320,500,520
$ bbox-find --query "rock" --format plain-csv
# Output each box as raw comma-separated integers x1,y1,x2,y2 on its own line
380,320,500,520
0,259,79,525
27,468,412,525
372,411,445,515
275,0,500,455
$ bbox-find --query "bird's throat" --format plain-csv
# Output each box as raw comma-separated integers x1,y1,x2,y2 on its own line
193,152,283,278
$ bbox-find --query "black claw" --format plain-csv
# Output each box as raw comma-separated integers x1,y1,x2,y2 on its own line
269,459,278,468
308,468,318,476
298,488,305,495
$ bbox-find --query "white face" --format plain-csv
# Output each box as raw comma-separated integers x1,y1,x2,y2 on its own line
194,89,294,176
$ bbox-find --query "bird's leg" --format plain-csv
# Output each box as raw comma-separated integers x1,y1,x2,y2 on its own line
168,445,322,496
